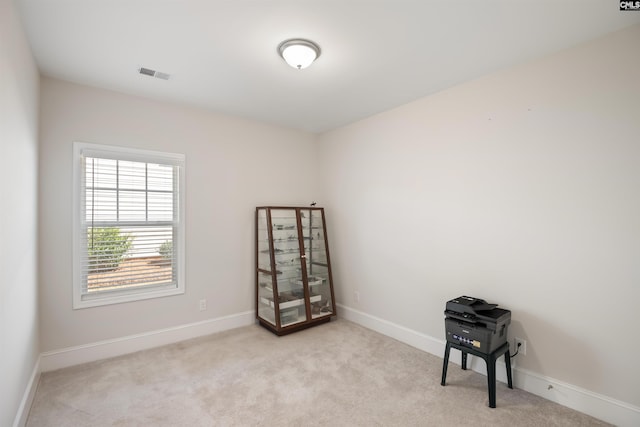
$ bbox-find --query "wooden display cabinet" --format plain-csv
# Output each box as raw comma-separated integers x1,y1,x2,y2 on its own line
256,207,336,335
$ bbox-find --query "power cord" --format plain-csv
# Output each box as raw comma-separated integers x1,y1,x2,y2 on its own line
510,341,522,358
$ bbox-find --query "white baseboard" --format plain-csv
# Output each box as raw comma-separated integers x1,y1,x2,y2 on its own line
13,356,41,427
337,303,640,427
40,311,255,372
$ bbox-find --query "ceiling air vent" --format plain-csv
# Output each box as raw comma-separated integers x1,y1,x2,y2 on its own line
154,71,170,80
138,67,171,80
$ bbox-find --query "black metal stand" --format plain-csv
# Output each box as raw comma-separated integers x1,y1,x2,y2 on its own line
441,341,513,408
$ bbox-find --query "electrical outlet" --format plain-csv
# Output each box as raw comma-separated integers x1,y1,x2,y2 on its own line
514,337,527,356
354,291,360,303
199,299,207,311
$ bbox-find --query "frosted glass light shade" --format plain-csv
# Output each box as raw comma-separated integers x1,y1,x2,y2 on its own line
278,39,321,70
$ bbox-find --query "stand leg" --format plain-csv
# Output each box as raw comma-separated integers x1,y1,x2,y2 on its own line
441,342,451,386
487,354,497,408
505,350,513,389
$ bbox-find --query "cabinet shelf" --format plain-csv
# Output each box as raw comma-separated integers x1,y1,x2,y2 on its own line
295,276,324,286
260,248,302,255
260,293,322,310
273,225,296,230
256,207,336,335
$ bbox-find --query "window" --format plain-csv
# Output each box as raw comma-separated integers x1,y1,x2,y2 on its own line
73,142,185,308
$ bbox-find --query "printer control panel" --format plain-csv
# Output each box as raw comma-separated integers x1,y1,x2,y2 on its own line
453,334,481,348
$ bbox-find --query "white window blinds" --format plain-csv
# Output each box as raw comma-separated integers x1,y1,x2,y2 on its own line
73,143,185,308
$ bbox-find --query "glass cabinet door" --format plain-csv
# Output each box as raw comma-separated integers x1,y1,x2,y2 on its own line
256,208,276,325
269,208,307,327
301,209,334,318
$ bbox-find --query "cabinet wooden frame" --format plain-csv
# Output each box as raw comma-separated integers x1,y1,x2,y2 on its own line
255,206,337,335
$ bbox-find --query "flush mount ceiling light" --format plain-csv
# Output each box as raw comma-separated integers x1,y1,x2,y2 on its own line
278,39,321,70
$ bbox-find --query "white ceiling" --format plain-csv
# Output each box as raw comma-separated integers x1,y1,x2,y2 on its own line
17,0,640,133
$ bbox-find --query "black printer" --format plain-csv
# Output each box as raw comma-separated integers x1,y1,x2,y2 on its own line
444,296,511,354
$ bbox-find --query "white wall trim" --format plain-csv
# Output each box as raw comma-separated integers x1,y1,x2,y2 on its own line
337,303,640,427
13,356,41,427
40,311,255,372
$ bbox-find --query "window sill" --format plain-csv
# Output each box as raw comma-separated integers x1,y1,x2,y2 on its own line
73,284,184,309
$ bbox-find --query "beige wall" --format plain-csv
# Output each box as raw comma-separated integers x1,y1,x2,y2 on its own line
0,0,40,424
318,24,640,407
38,78,319,351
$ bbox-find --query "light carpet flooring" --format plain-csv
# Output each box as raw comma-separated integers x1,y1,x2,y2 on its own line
27,319,609,426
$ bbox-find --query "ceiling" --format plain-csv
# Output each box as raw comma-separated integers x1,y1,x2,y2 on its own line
16,0,640,133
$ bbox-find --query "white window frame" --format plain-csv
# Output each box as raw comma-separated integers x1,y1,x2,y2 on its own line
72,142,186,309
